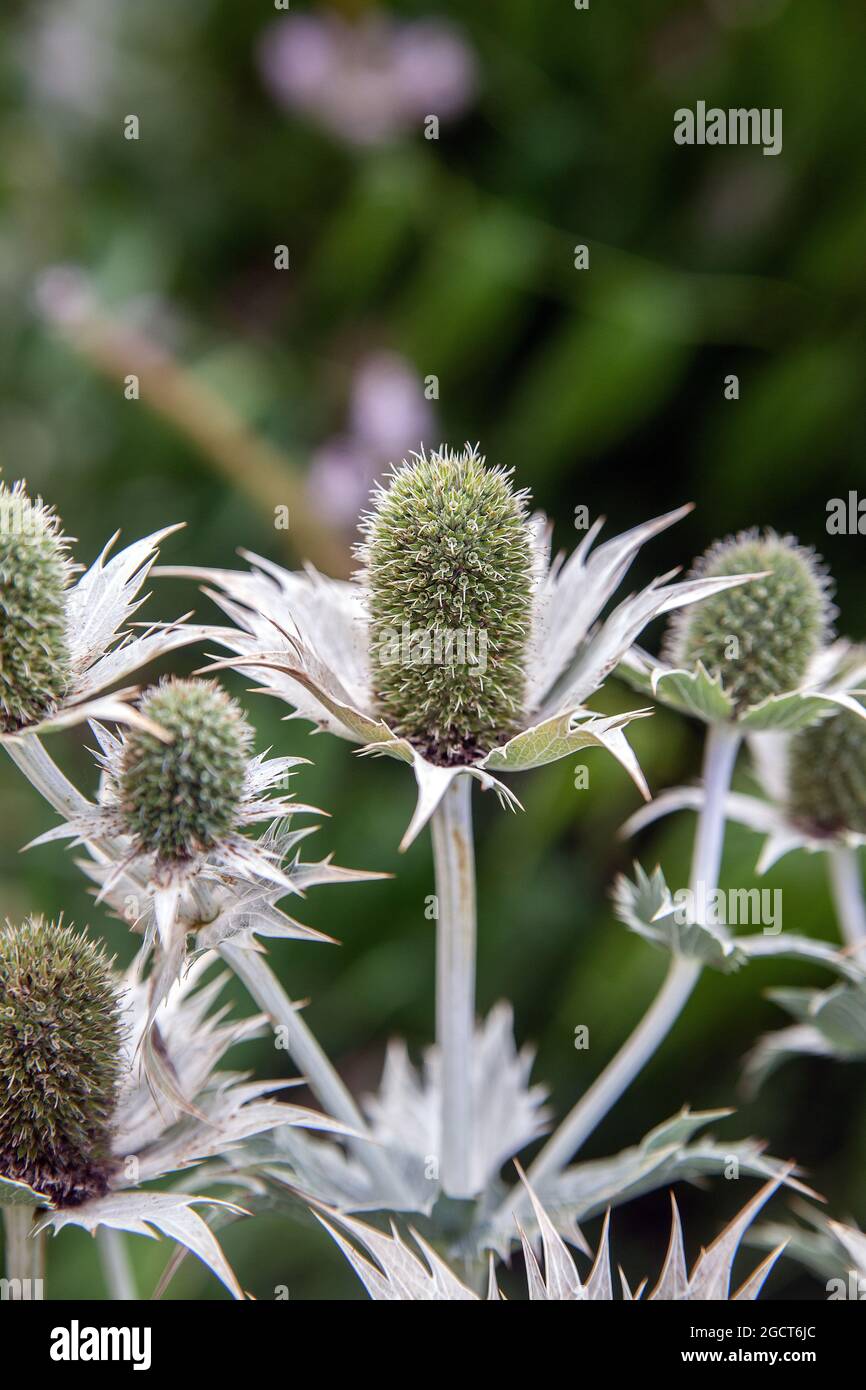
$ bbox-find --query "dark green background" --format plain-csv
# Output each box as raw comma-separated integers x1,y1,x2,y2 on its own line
1,0,865,1298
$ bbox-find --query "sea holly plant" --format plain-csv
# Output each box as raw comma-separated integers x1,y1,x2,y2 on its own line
160,444,760,1198
616,549,866,1152
2,462,862,1300
0,922,351,1299
11,691,391,1190
582,532,866,1184
160,446,764,847
237,1094,811,1276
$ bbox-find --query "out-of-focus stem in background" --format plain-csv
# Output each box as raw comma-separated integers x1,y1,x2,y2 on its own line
34,267,349,577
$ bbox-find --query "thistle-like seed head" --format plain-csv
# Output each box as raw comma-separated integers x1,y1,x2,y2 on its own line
664,530,833,712
0,481,73,732
118,677,253,864
359,445,534,764
0,917,123,1206
788,704,866,837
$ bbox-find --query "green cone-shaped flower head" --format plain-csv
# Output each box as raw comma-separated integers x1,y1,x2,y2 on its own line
0,481,72,732
664,530,832,712
118,677,253,863
360,446,534,764
788,704,866,836
0,917,123,1206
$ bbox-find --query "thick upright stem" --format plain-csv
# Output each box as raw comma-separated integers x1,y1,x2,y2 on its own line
688,722,741,910
431,776,477,1198
827,845,866,948
2,1206,42,1298
524,721,741,1192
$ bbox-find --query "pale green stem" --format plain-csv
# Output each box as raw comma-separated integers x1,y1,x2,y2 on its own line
827,845,866,948
523,721,741,1193
2,1206,43,1299
218,943,402,1197
431,776,477,1199
98,1228,137,1300
5,734,92,819
688,723,742,916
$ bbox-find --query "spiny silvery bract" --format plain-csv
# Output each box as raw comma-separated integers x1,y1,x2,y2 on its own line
359,446,533,764
119,677,253,864
0,917,123,1207
0,482,72,731
0,478,207,741
664,531,832,712
788,705,866,836
318,1169,791,1301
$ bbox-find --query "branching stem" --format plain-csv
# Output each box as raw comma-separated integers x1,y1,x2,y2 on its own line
522,721,741,1193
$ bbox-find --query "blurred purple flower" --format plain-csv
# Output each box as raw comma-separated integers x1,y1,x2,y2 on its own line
24,2,113,117
308,353,436,527
258,12,477,146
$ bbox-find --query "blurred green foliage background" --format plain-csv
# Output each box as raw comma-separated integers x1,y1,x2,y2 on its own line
1,0,865,1299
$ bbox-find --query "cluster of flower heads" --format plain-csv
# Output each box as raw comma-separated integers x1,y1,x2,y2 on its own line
3,452,865,1300
0,478,376,1294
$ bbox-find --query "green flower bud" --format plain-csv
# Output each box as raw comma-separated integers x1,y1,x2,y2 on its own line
664,531,833,713
0,918,122,1206
788,705,866,836
119,678,252,863
0,482,72,732
360,446,534,764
